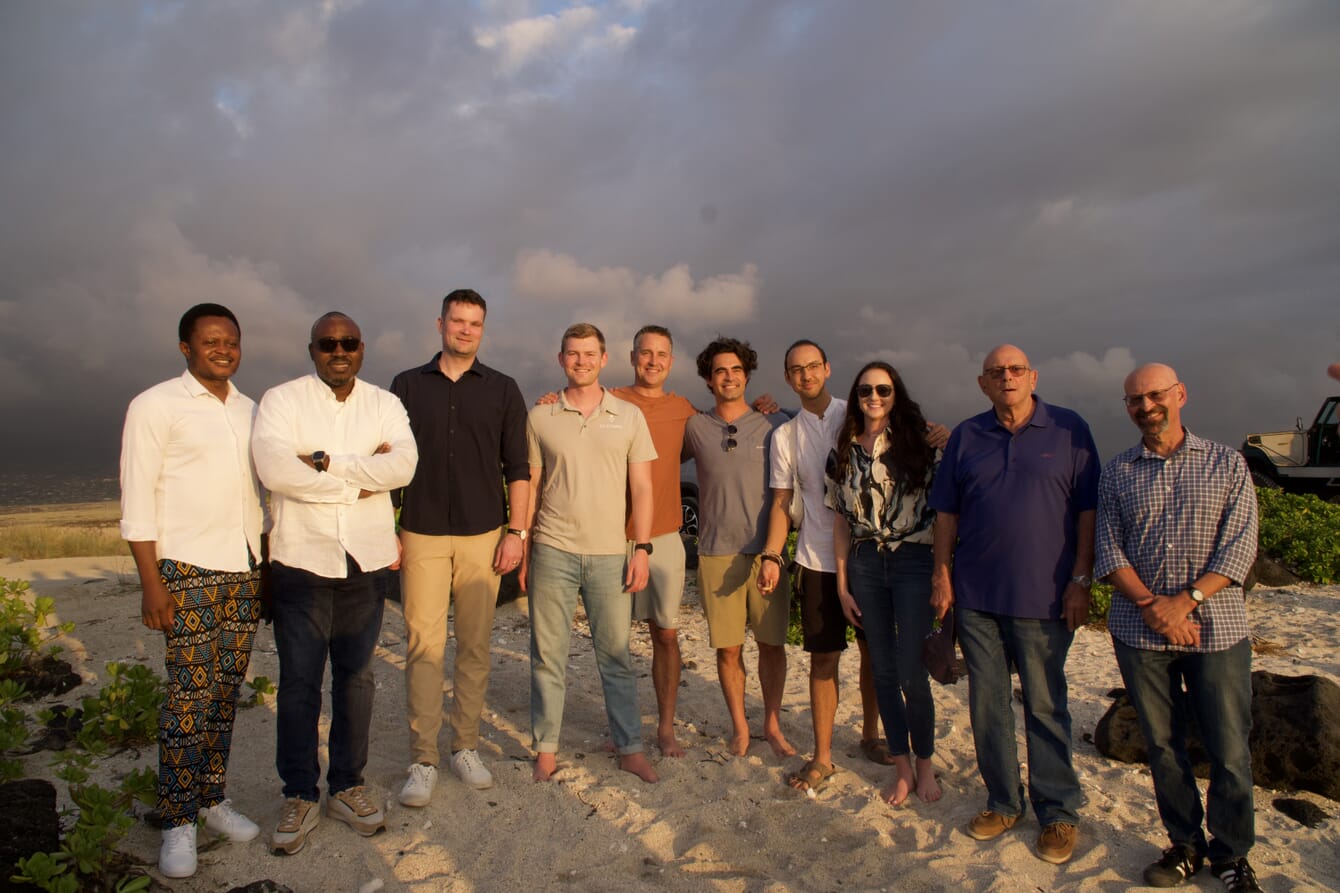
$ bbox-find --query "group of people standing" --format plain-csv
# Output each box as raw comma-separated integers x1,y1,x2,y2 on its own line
120,292,1266,892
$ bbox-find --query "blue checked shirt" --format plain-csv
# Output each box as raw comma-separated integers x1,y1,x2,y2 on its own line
1095,430,1258,653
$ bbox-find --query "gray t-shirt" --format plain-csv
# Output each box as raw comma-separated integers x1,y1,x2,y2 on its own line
683,408,785,556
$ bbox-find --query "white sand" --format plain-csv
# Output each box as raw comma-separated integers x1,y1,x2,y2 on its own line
5,555,1338,892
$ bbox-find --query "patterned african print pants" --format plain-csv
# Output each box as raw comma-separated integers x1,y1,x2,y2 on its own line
157,557,262,827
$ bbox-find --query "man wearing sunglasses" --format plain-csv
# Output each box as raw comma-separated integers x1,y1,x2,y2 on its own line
928,344,1099,867
682,336,794,759
252,312,418,854
1095,364,1261,892
389,289,530,807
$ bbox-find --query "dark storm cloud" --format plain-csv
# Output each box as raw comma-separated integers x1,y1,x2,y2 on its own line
1,1,1337,477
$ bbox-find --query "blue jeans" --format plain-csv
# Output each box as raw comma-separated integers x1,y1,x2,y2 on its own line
846,542,935,759
270,559,386,801
958,607,1080,826
1113,636,1254,863
528,543,643,754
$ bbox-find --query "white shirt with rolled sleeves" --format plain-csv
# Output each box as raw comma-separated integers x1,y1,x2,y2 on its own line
769,397,845,572
119,370,265,571
252,374,418,578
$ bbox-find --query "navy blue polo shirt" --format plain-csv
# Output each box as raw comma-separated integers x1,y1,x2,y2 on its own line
928,397,1099,620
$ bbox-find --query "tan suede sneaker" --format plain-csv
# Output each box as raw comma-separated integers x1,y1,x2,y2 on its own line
965,810,1022,841
1036,822,1078,864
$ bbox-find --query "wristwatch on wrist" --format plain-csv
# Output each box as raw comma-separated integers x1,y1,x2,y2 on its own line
1070,574,1093,589
1189,587,1206,604
634,542,653,555
312,451,327,472
506,527,527,541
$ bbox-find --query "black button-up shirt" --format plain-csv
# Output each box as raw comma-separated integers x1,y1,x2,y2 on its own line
390,354,529,537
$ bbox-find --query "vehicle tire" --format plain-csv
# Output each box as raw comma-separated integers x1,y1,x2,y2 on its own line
1250,469,1281,490
681,495,699,571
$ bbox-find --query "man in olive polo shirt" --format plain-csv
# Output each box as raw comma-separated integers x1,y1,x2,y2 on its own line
523,322,658,783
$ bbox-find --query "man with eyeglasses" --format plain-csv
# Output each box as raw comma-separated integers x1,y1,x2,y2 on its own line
1094,364,1261,892
928,344,1099,866
252,312,418,854
389,289,530,807
682,336,794,758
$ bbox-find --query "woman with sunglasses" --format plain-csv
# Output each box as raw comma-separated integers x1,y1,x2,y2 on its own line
827,361,941,806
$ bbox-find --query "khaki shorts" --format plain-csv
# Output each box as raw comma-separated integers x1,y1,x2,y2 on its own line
631,531,687,629
696,552,790,649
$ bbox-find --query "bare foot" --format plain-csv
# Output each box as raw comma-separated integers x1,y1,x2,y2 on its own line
764,730,796,758
602,738,617,753
881,755,915,806
533,752,559,782
657,730,686,758
728,730,751,757
618,752,660,783
915,757,942,803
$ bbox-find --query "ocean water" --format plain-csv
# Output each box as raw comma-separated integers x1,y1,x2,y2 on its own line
0,473,120,508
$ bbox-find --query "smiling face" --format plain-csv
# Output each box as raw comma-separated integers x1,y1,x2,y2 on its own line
631,331,673,389
978,344,1037,414
559,335,607,388
707,351,748,404
439,299,485,360
1123,363,1185,439
856,367,895,426
784,343,830,402
179,316,240,388
309,315,364,395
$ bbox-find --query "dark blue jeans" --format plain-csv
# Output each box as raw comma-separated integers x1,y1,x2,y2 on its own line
1113,636,1254,863
958,606,1080,826
270,559,386,801
846,542,935,758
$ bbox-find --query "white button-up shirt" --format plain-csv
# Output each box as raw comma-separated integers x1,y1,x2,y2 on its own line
252,374,417,578
119,370,265,572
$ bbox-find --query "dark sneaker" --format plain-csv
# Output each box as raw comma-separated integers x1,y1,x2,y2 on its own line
1143,844,1203,886
1212,858,1262,892
1035,822,1077,864
965,810,1022,841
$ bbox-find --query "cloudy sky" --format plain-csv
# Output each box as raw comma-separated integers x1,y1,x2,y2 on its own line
2,0,1337,475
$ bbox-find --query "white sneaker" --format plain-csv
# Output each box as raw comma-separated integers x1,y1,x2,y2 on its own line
159,823,197,878
398,763,438,807
450,749,494,790
200,799,260,842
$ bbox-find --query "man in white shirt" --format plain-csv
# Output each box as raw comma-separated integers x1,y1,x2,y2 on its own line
120,303,266,879
252,312,418,854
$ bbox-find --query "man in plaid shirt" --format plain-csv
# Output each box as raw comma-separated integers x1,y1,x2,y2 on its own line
1095,362,1261,893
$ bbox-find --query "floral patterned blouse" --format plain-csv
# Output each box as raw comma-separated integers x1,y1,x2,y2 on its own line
825,430,939,551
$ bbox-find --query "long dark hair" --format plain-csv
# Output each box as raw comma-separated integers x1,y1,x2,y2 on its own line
832,361,933,488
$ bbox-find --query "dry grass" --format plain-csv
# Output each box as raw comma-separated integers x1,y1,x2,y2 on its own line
0,500,125,560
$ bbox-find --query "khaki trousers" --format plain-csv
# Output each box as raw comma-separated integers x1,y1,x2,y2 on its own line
401,528,503,764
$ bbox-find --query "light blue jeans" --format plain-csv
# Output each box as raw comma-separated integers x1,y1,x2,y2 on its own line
529,542,643,754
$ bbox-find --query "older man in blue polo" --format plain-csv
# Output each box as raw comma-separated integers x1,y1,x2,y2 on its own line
928,344,1099,867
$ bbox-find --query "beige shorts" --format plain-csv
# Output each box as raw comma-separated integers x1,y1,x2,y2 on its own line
631,531,687,629
696,552,790,649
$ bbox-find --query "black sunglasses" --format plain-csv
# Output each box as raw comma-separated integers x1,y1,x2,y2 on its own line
723,423,738,452
856,384,893,399
314,337,362,353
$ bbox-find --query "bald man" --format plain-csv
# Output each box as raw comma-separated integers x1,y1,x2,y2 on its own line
1094,364,1260,892
928,344,1099,866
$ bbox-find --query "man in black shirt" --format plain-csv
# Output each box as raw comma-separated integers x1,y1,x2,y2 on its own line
390,289,530,806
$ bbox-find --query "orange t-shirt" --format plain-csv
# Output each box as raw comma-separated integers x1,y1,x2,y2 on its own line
612,387,697,539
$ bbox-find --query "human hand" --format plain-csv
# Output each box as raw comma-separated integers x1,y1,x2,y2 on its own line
925,422,950,450
1061,582,1091,631
141,577,175,631
624,550,650,593
535,391,559,406
838,587,863,629
752,393,780,415
757,559,781,595
493,531,524,575
930,575,955,621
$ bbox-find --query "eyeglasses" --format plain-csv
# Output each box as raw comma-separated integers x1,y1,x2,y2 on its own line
786,360,825,378
856,383,893,399
314,337,362,353
722,424,738,452
1122,384,1181,408
983,365,1030,381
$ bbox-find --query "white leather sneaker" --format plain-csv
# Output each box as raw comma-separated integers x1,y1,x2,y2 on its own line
200,799,260,842
450,749,494,790
398,763,438,807
159,823,198,878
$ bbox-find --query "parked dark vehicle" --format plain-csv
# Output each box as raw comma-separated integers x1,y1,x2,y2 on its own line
1242,395,1340,501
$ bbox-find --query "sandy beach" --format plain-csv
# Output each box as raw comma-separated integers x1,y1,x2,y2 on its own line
4,553,1338,893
